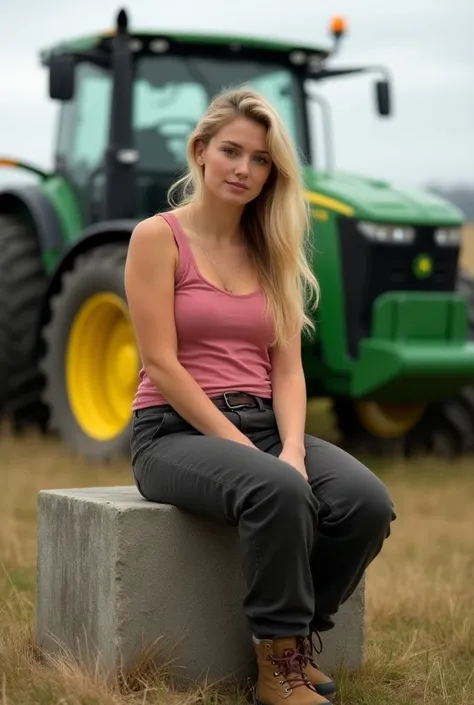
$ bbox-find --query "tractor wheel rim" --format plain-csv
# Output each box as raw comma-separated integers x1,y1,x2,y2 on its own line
66,292,139,441
355,401,425,439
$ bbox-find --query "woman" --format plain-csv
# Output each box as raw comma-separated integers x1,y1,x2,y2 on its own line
124,87,395,705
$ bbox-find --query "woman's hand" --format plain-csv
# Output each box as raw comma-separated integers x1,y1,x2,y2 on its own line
279,443,308,480
238,435,260,450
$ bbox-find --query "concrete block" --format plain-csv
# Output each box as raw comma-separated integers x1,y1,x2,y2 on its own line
36,486,365,687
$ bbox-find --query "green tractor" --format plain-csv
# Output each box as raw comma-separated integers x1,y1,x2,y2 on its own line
1,9,474,460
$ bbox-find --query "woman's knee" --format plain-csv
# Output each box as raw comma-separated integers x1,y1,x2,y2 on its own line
356,471,396,534
304,439,395,533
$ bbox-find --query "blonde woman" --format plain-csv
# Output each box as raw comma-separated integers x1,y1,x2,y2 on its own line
125,88,395,705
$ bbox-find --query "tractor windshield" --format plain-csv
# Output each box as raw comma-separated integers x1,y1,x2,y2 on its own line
132,54,307,212
134,55,308,171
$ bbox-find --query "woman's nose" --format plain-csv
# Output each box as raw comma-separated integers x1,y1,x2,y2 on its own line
234,158,250,176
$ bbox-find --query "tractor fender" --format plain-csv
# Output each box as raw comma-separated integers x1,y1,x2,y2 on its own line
0,184,63,251
36,219,138,347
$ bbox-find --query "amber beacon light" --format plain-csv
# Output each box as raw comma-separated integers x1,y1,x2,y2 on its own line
330,15,348,39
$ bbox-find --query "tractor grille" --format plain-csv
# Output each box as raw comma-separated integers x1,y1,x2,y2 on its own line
337,217,460,357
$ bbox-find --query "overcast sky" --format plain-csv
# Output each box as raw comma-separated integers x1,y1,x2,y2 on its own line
1,0,473,191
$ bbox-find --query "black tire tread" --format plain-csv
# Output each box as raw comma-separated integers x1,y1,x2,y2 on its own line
0,214,46,426
332,396,407,457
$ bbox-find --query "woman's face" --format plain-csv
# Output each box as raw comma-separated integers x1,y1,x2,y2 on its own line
196,117,273,205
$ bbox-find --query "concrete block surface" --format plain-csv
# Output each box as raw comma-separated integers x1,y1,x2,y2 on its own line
36,486,365,686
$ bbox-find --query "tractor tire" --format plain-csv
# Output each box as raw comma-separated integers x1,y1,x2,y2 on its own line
0,214,48,430
332,269,474,458
331,397,411,457
40,243,139,461
0,263,11,412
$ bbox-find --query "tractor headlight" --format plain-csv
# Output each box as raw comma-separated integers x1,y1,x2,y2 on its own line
434,227,462,246
357,221,415,244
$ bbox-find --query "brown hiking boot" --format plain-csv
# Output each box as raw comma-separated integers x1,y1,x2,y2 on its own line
253,637,331,705
300,630,336,701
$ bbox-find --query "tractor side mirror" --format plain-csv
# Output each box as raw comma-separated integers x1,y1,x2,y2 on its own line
375,79,391,116
49,54,75,101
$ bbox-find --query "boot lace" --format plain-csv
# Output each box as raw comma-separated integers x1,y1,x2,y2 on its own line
271,644,316,693
302,626,323,668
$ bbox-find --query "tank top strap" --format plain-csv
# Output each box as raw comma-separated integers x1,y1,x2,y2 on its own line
156,211,192,284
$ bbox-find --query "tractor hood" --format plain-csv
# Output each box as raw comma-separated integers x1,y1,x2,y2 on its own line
304,168,465,226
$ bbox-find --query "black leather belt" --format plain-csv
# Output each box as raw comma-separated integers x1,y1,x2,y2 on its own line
212,392,273,411
134,392,272,418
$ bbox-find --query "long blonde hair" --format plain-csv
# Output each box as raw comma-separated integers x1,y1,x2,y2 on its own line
168,86,320,348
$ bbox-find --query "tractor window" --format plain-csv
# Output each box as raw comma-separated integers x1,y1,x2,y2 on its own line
133,56,210,212
247,71,299,147
57,63,112,185
134,56,305,171
134,57,208,172
132,54,306,214
193,58,306,157
55,62,112,220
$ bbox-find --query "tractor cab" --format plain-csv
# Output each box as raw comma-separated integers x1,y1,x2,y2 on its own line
42,10,390,226
48,35,312,223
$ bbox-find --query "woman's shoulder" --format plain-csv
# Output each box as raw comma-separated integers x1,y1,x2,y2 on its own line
128,214,181,273
132,207,190,239
130,212,180,247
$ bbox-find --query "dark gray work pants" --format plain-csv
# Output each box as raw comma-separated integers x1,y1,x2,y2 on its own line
130,400,395,638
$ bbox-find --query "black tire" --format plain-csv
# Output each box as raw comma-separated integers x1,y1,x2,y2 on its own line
0,256,12,412
0,214,48,429
40,243,136,460
331,397,409,457
332,269,474,458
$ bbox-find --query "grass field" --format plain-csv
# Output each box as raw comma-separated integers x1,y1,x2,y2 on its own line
460,223,474,273
1,224,474,704
1,413,474,705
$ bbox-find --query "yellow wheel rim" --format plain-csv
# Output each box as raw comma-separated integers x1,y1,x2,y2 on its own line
355,400,425,439
66,292,139,441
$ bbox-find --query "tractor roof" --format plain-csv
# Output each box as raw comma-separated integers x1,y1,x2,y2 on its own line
40,29,331,66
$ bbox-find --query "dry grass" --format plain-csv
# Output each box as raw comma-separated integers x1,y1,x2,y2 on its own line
460,223,474,274
1,417,473,705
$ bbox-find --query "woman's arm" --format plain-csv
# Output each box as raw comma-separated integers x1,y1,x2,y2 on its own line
124,217,255,447
270,328,308,475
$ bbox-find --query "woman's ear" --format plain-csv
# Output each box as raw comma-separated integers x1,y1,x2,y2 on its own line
195,140,205,167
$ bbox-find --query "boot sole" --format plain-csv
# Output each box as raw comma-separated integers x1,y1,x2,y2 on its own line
316,683,336,700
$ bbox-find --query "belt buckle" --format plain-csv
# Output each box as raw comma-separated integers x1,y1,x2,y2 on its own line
223,392,252,411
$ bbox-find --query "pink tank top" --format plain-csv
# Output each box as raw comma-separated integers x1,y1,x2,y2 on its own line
132,212,274,410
